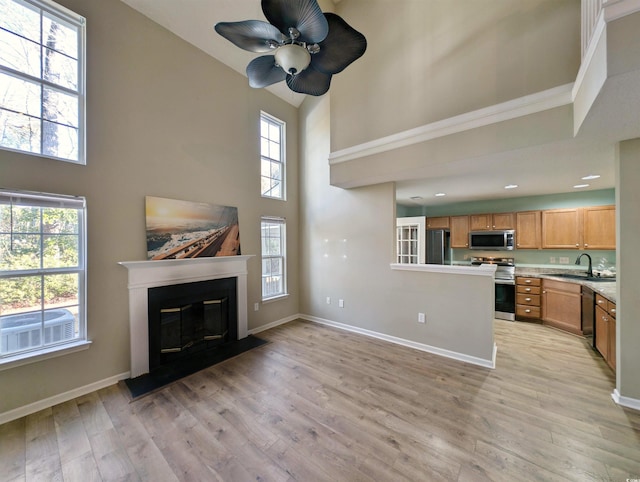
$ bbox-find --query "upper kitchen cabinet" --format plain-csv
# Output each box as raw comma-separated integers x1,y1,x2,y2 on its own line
542,206,615,250
450,215,470,248
516,211,541,249
583,205,616,250
426,216,450,229
470,213,514,231
542,208,581,249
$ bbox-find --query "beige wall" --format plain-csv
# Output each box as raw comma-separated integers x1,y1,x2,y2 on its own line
299,96,495,364
331,0,581,151
616,139,640,401
0,0,299,414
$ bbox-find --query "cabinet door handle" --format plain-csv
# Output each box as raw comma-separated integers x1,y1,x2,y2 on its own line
525,298,532,302
611,308,616,314
598,299,604,304
525,288,531,292
576,243,579,247
525,280,531,284
585,243,588,247
525,309,531,313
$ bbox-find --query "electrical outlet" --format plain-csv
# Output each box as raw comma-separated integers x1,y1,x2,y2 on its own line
338,299,344,308
559,257,570,264
326,297,331,305
254,302,259,311
549,257,557,264
418,312,425,323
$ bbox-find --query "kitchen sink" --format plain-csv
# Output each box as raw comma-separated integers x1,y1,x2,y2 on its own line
541,273,616,282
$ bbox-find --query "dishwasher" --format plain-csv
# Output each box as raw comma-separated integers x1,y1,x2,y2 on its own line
581,286,594,338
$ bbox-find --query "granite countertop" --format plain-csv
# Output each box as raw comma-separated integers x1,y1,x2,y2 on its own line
515,267,617,302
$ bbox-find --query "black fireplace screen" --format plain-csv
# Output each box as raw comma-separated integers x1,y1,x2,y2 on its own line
148,278,237,371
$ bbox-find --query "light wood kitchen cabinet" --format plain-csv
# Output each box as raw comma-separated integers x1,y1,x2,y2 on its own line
516,277,541,320
470,213,514,231
583,205,615,250
516,211,541,249
542,279,582,335
426,216,450,229
541,208,581,249
595,294,616,371
450,215,470,248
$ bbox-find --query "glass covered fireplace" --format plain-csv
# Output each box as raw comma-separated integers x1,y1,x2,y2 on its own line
147,277,237,372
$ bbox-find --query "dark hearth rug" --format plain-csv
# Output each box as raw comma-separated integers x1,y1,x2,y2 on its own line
123,335,268,400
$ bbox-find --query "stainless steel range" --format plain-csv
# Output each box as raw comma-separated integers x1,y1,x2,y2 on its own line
471,256,516,321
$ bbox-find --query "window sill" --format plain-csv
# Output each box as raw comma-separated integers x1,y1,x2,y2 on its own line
262,293,289,304
0,340,92,372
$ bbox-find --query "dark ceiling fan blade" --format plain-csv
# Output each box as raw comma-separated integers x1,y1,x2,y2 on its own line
215,20,286,53
286,65,331,96
262,0,329,44
311,13,367,75
246,55,288,88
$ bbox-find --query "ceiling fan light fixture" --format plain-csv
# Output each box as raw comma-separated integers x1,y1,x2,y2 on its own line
275,44,311,75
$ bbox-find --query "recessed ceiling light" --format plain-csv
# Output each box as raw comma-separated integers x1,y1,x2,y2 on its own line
434,192,446,197
582,174,601,180
573,184,590,189
504,184,518,189
409,196,423,201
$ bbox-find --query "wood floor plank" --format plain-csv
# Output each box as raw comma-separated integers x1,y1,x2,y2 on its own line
2,318,640,481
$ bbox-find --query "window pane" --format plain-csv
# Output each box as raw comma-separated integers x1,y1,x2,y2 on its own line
0,109,42,153
43,87,78,127
268,123,280,142
0,28,41,77
261,137,269,157
270,161,281,181
0,309,43,354
268,140,280,161
10,205,40,233
0,0,41,42
268,180,281,199
43,13,78,59
43,273,78,308
0,72,41,117
42,120,78,160
42,207,78,234
42,47,78,90
0,275,42,315
0,234,41,270
43,235,78,268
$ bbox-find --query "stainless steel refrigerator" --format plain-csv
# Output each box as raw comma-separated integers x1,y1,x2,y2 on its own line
426,229,452,265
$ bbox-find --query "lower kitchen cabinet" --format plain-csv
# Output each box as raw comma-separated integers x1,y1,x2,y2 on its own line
516,277,541,320
542,279,582,335
595,294,616,371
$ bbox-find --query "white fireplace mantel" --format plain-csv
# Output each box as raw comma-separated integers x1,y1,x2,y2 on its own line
119,255,252,378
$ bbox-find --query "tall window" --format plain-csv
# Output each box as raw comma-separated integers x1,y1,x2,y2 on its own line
0,0,86,164
0,189,86,364
261,217,286,300
260,112,285,200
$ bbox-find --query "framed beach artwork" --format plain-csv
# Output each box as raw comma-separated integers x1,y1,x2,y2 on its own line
145,196,241,260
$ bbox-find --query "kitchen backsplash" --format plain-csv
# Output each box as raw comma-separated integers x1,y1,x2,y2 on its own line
452,249,616,268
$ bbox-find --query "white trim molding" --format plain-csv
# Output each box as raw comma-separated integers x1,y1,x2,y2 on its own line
603,0,640,22
300,314,496,369
328,83,574,165
612,389,640,411
0,372,130,426
248,314,299,335
390,263,497,277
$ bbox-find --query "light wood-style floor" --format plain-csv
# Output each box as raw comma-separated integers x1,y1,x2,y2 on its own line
2,319,640,481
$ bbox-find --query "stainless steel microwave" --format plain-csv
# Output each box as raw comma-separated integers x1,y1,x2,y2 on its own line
469,230,515,250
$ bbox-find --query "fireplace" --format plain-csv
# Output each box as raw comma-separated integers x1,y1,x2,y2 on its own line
147,277,237,372
119,256,251,377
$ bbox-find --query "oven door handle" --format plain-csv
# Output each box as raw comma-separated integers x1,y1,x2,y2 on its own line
495,279,515,285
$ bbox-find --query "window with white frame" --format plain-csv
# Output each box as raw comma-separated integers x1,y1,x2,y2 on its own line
261,217,286,299
396,216,426,264
0,0,86,164
260,112,285,200
0,189,87,364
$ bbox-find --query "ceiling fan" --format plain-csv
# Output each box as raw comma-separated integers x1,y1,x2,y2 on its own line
215,0,367,96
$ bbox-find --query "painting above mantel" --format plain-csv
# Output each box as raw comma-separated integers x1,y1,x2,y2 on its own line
145,196,241,260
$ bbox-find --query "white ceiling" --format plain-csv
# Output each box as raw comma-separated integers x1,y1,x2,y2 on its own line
119,0,621,207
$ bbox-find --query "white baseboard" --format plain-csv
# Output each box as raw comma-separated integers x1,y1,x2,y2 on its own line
612,389,640,411
0,371,130,426
248,314,299,335
299,314,496,369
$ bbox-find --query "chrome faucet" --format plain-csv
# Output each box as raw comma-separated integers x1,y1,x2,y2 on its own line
575,253,593,277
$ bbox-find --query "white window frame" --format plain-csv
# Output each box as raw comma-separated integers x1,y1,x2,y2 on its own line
260,216,287,301
396,216,426,264
260,112,286,200
0,0,87,164
0,189,89,370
